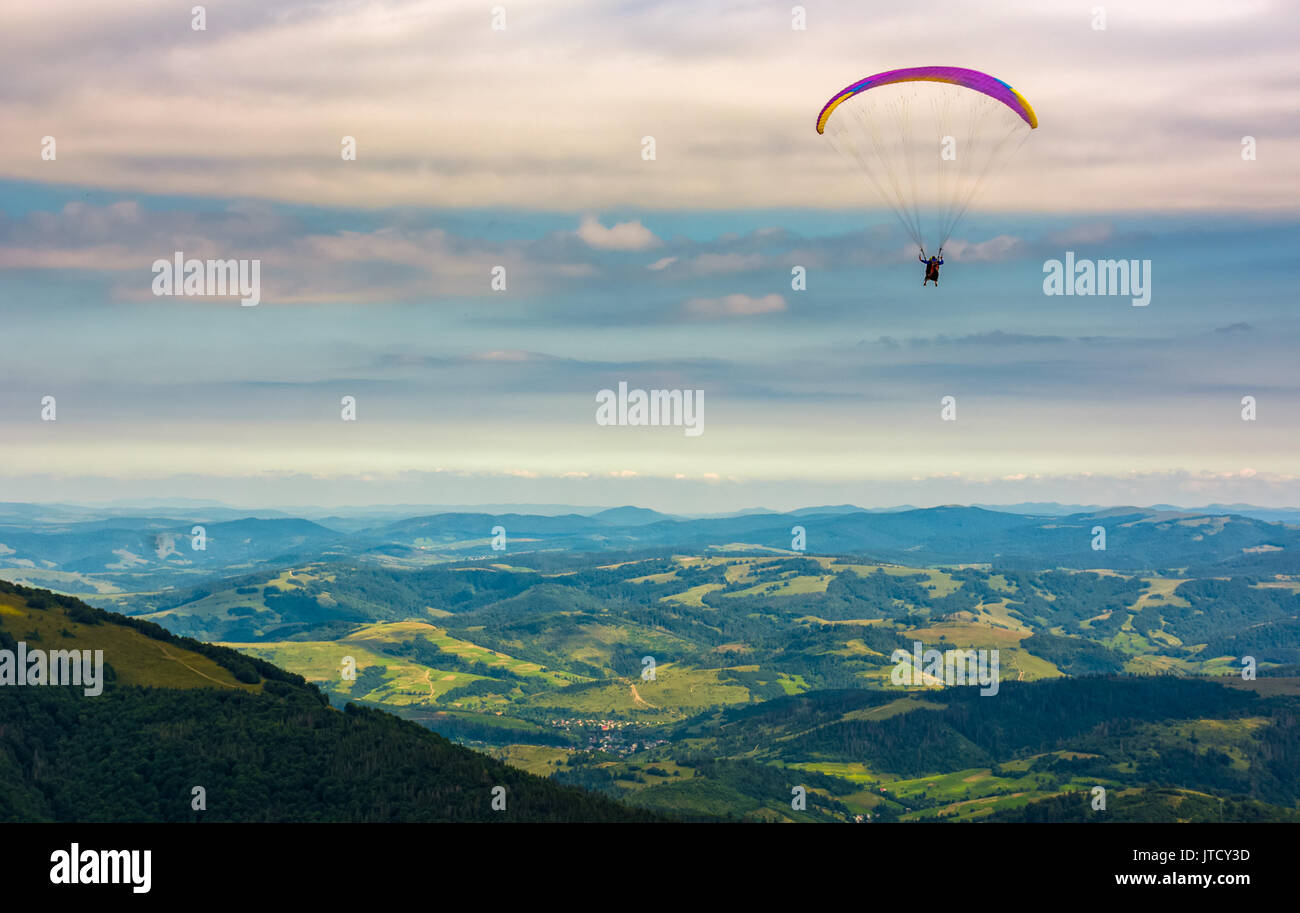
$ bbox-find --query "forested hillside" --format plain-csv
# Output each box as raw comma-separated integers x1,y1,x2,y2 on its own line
0,580,662,823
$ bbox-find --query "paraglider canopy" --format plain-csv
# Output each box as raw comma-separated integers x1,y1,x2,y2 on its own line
817,66,1038,257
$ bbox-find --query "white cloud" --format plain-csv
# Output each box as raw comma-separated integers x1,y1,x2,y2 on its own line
576,215,661,251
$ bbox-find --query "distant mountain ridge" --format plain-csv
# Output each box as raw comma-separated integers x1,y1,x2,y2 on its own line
8,498,1300,523
1,503,1297,584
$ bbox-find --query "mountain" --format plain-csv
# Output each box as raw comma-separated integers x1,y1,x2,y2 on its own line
0,579,661,822
590,506,678,525
498,505,1296,570
973,502,1102,516
787,505,867,516
4,503,1299,614
1178,503,1300,526
622,677,1300,822
0,516,346,577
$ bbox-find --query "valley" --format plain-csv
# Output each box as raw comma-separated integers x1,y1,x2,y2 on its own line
4,503,1300,823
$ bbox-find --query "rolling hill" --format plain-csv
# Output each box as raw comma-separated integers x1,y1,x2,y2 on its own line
4,502,1300,824
0,579,662,822
4,505,1298,600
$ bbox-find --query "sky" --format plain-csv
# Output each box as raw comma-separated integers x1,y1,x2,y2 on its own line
1,0,1298,513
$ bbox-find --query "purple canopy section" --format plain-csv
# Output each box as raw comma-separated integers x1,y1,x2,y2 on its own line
816,66,1038,133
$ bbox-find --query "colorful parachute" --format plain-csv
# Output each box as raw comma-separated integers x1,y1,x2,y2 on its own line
816,66,1038,256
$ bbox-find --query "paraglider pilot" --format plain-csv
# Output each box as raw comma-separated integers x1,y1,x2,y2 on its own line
919,249,943,286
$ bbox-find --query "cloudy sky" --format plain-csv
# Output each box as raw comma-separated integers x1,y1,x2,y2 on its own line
1,0,1298,512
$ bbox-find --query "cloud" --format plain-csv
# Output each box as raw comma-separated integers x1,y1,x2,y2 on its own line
0,201,598,303
2,1,1296,212
937,235,1028,263
646,256,677,270
684,293,787,318
576,216,661,251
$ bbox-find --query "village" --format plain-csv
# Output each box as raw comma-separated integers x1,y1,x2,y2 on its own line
549,718,668,756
